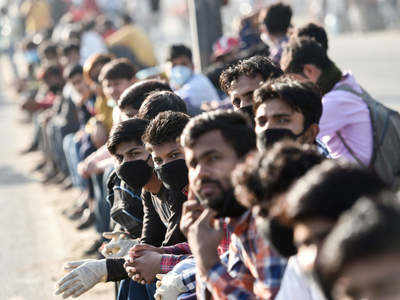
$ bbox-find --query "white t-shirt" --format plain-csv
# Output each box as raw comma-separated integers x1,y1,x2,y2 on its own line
276,256,317,300
175,73,220,108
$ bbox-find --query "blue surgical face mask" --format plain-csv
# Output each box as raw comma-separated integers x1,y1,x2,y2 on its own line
25,49,39,64
170,65,193,89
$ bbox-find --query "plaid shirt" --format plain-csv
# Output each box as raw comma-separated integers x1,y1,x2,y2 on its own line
205,211,287,299
160,221,232,274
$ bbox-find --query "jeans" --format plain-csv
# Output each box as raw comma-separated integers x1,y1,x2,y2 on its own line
117,279,156,300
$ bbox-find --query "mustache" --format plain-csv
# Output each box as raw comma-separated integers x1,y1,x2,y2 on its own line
198,178,223,188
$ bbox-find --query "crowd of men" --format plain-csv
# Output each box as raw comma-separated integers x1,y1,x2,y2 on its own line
10,1,400,299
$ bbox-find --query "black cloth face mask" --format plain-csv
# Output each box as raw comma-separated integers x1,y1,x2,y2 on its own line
116,157,153,190
155,159,188,192
257,128,304,150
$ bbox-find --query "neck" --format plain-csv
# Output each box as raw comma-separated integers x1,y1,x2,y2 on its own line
317,62,343,95
144,172,162,194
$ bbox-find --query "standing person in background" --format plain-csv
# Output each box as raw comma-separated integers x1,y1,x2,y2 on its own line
259,2,293,66
167,44,220,114
20,0,52,35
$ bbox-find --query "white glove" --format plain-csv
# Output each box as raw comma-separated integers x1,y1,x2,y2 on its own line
154,273,189,300
102,231,139,258
55,259,107,298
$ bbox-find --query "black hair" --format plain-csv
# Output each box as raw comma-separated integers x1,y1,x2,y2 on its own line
219,55,283,94
181,110,256,158
286,160,387,224
317,197,400,298
64,64,83,80
107,118,149,156
138,91,187,121
232,141,324,209
254,76,323,129
42,64,64,80
39,41,59,59
143,111,190,147
118,79,172,110
282,37,333,74
297,23,329,51
62,41,80,56
98,58,136,82
263,2,292,35
167,44,192,62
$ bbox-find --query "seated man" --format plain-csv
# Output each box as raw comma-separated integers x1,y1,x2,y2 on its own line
167,44,220,112
272,160,388,300
281,37,373,166
117,79,172,119
219,55,282,116
317,197,400,300
253,76,330,156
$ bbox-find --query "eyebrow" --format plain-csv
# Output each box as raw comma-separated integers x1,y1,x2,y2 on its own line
272,113,292,118
166,147,180,157
127,146,141,152
198,149,220,161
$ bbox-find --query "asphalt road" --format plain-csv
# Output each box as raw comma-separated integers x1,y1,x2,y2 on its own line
0,29,399,300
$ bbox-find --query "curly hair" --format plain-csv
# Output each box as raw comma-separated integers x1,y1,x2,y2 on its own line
138,91,187,121
232,141,324,209
219,56,283,94
142,111,190,147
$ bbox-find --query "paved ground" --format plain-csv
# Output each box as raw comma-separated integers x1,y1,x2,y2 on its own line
0,29,399,300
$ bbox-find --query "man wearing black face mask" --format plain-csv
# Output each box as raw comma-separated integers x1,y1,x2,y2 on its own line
219,55,283,122
254,75,330,157
124,111,190,287
180,110,271,298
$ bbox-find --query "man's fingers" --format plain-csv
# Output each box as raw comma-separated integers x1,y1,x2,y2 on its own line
182,200,203,214
155,274,164,280
63,260,91,271
102,231,125,239
57,272,78,287
62,283,83,299
72,286,87,298
196,208,217,227
55,278,80,295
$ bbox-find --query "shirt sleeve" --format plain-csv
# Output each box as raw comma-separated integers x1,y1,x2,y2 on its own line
140,192,166,247
160,254,191,273
162,242,191,255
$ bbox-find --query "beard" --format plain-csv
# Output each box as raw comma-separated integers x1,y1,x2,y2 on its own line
196,178,246,218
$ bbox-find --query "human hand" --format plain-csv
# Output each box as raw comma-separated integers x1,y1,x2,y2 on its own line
180,199,204,237
187,209,223,277
55,259,107,298
101,231,139,258
154,273,188,300
124,250,162,284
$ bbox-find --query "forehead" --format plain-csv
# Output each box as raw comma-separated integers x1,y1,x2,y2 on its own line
115,140,142,155
230,74,263,95
185,130,236,160
294,219,334,241
256,98,294,117
151,141,180,157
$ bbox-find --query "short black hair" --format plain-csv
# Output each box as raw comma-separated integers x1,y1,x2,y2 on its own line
282,37,333,74
167,44,192,62
64,64,83,80
232,141,324,209
254,76,323,129
138,91,187,121
118,79,172,110
99,58,136,82
317,198,400,297
285,160,387,225
62,41,80,56
297,23,329,51
143,111,190,147
181,110,256,158
263,2,292,35
107,118,149,156
219,56,283,94
39,41,59,59
42,64,63,80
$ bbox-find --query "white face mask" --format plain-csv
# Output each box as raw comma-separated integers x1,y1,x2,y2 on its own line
169,65,193,89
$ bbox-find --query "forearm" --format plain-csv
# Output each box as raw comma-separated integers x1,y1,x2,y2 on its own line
162,242,191,255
